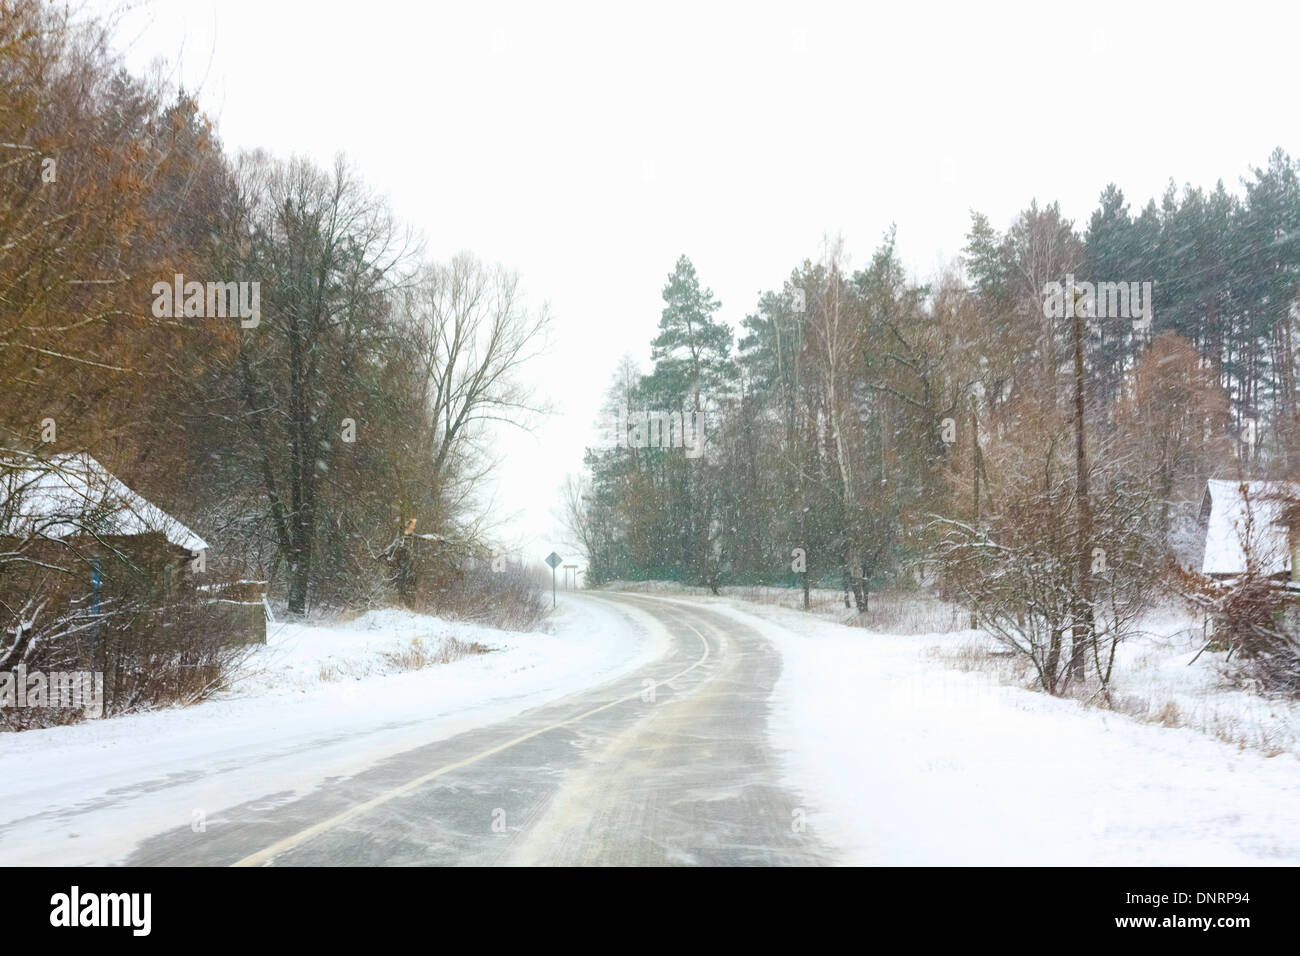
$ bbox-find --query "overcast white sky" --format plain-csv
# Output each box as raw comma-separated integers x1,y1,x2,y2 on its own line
98,0,1298,570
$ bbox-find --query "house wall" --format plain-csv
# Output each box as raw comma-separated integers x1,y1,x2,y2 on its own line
1,534,265,645
0,532,190,617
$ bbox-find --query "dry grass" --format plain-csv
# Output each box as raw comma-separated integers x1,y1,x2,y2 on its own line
380,635,490,671
1108,693,1293,755
1150,699,1182,727
317,661,346,683
929,639,1031,686
312,634,492,686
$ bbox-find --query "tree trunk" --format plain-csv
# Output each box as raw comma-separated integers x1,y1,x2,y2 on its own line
1045,628,1063,695
287,543,310,615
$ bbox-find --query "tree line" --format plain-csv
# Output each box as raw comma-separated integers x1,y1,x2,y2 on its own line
570,149,1300,695
0,0,549,621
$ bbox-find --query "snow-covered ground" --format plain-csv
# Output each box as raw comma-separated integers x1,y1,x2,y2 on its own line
7,582,1299,867
694,596,1300,865
613,580,1300,756
0,597,666,865
1103,612,1300,756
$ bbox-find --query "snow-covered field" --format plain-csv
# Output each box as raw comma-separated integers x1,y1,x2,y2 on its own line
0,598,666,865
696,596,1300,865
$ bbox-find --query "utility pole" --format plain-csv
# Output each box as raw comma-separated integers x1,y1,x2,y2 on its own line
1071,292,1094,685
970,394,980,630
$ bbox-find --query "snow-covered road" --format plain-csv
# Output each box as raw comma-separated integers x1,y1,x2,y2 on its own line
1,592,1298,865
0,597,667,865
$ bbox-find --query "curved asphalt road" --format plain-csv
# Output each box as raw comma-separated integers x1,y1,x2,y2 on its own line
124,593,830,866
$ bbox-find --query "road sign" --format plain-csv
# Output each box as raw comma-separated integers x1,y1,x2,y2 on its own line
545,551,562,608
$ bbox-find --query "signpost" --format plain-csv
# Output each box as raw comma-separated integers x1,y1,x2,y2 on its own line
545,551,562,608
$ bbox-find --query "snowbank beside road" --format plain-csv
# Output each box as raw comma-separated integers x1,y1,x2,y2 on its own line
701,598,1300,866
0,595,665,865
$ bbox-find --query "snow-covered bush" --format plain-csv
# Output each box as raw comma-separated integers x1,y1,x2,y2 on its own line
936,461,1162,698
1,570,253,730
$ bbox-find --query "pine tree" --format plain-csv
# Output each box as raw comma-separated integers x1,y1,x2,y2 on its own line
644,255,733,407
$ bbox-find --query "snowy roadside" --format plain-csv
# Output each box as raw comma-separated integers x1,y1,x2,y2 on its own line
0,594,666,865
610,581,1300,754
655,594,1300,865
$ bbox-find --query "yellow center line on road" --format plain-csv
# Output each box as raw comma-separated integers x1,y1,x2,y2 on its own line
231,613,712,867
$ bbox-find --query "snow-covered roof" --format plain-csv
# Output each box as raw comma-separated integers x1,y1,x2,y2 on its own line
0,453,207,553
1200,479,1298,577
